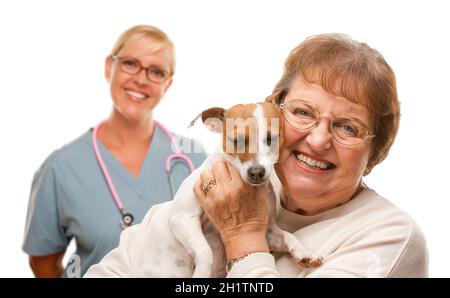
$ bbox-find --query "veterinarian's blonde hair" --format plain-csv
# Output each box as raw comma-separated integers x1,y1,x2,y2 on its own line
110,25,175,75
266,33,400,175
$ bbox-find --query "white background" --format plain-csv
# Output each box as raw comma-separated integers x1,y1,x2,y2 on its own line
0,0,449,277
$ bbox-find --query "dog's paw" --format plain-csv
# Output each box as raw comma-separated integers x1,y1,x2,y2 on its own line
288,248,324,268
298,256,324,268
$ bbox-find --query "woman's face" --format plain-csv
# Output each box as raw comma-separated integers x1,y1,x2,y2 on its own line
275,78,373,215
105,38,172,122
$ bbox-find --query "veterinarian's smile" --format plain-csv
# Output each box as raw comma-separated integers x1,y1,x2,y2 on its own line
125,88,149,102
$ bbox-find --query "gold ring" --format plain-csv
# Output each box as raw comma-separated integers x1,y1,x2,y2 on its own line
202,179,216,194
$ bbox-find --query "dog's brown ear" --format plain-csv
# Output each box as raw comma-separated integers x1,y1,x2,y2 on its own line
188,107,225,133
265,89,286,105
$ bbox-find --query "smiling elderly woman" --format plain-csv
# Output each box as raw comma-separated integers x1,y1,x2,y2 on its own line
194,33,428,277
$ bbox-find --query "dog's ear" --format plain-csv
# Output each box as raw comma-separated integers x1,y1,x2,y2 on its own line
265,89,286,105
188,107,225,133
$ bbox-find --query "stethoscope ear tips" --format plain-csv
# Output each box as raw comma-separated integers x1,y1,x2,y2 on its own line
121,213,134,229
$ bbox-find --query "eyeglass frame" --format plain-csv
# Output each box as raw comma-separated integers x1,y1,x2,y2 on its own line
111,55,172,84
279,99,376,146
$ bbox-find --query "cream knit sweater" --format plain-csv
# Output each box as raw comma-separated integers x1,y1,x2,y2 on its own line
85,187,428,278
228,187,428,277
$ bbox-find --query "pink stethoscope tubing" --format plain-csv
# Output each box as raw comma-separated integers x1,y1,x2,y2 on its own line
92,120,194,228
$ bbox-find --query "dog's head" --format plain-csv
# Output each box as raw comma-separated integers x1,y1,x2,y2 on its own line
190,102,283,185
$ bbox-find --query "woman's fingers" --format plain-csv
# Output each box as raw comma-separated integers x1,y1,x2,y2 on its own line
199,169,218,197
211,161,232,182
224,161,242,182
193,178,207,204
211,161,242,188
199,169,215,183
193,161,269,244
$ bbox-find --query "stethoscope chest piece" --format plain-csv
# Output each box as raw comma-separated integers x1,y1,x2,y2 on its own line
121,213,134,229
93,120,194,230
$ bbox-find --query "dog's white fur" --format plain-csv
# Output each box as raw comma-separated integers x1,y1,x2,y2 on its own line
133,103,320,277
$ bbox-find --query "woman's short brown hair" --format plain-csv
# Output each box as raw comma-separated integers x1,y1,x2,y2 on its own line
267,33,400,175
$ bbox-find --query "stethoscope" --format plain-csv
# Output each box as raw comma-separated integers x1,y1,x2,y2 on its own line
92,120,195,229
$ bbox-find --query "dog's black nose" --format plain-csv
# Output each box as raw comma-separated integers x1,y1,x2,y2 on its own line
248,166,266,181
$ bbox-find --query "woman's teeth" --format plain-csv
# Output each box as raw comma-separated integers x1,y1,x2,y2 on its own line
126,90,148,100
294,152,335,170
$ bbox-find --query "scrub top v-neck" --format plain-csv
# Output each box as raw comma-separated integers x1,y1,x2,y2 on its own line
22,126,207,277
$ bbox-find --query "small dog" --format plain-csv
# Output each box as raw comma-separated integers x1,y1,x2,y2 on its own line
131,102,322,277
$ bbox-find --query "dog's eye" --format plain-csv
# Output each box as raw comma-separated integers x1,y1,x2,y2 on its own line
235,138,246,147
227,136,245,150
266,133,278,146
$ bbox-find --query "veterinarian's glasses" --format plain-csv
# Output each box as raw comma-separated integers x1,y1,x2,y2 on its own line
280,99,375,146
112,55,172,83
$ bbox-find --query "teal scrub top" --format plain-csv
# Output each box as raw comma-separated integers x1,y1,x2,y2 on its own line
22,125,207,277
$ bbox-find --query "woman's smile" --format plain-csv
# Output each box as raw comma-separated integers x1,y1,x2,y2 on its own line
124,88,149,103
293,151,336,172
283,151,336,177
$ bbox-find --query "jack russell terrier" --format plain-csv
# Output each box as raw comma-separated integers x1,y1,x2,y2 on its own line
120,102,322,277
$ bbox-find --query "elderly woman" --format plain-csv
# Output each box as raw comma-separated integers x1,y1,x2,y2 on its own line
85,33,428,278
22,25,206,277
195,33,428,277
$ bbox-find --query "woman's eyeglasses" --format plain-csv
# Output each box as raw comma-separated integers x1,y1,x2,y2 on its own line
280,99,375,146
112,55,172,84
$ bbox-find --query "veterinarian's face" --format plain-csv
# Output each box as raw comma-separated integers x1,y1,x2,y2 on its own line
105,37,173,122
275,78,373,215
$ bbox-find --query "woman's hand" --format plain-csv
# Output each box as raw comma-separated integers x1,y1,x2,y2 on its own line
193,161,270,259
